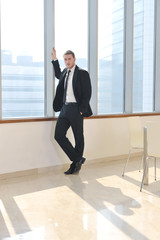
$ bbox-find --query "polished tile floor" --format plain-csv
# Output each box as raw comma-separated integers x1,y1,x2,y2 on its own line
0,157,160,240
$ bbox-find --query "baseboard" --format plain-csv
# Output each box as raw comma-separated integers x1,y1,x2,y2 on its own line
0,152,142,180
0,169,37,180
85,152,142,166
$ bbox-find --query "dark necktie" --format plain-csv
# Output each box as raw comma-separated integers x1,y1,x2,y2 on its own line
63,70,71,103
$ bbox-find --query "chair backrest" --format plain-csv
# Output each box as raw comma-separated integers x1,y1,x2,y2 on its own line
146,121,160,158
128,117,143,148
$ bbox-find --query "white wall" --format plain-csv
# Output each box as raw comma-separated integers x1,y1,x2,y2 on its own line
0,115,160,174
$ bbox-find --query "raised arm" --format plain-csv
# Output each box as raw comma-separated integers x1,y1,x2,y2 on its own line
51,48,61,79
51,47,57,61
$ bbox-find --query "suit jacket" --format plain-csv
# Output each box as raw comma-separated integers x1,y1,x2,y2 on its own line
52,60,92,117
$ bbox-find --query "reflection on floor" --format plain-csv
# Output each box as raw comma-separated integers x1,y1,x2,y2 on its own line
0,157,160,240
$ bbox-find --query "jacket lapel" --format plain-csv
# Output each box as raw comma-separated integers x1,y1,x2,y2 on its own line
59,68,67,87
72,65,79,90
62,68,67,80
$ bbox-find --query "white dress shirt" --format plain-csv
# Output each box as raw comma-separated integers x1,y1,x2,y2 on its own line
65,65,76,103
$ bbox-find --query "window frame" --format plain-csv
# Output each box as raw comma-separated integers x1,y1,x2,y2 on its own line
1,0,160,124
0,0,54,120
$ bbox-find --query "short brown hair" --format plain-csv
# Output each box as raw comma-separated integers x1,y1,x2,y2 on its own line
63,50,75,58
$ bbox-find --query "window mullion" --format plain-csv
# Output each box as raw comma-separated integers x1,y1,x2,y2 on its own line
88,0,98,116
124,0,134,114
154,0,160,112
44,0,55,117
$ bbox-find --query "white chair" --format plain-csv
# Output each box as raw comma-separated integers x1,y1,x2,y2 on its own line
122,116,143,176
140,121,160,192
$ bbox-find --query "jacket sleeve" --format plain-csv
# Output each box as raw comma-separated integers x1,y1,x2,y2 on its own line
79,70,92,114
51,60,61,79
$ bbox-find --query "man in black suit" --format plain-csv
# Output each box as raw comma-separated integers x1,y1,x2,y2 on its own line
51,48,92,174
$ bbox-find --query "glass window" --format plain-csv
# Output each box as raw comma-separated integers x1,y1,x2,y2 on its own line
1,0,44,118
98,0,124,114
54,0,88,116
133,0,155,113
55,0,88,70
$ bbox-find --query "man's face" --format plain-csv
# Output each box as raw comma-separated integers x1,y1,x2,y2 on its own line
63,54,76,69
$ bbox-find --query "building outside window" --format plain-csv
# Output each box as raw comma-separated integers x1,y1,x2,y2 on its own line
98,0,124,115
1,0,44,118
0,0,157,120
133,0,155,113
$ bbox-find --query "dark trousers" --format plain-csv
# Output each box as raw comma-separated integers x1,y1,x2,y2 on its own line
54,103,84,163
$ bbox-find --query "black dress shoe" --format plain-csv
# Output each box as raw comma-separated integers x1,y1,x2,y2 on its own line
79,157,86,164
73,157,86,174
73,162,82,174
64,163,75,175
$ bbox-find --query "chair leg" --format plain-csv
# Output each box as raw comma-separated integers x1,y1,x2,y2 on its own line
122,148,132,176
140,156,149,192
139,153,143,172
154,157,156,181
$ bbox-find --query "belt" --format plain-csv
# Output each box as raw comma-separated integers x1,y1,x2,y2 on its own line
64,102,77,105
